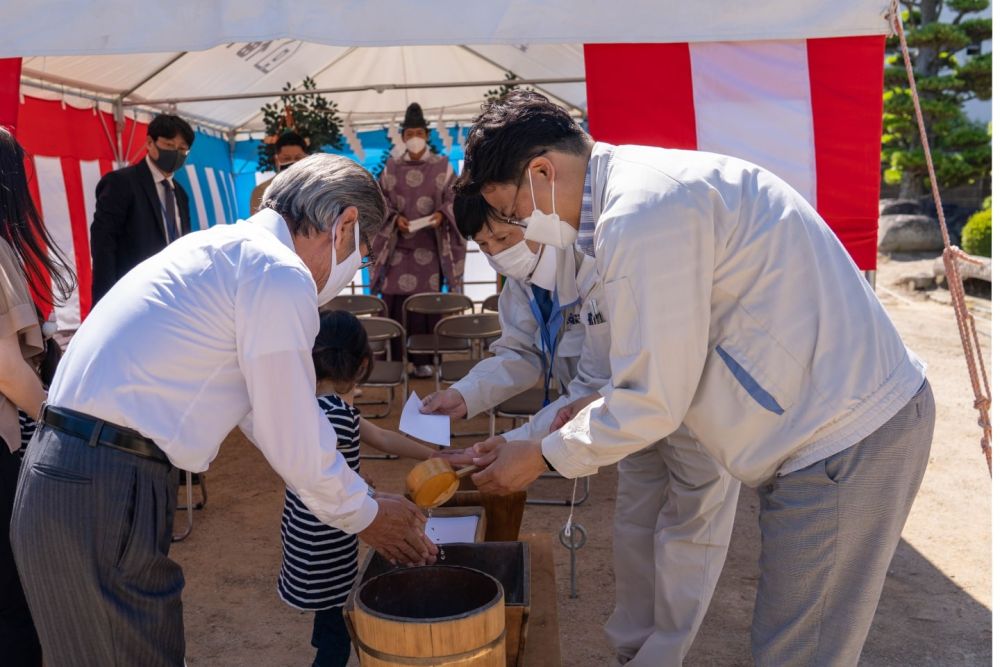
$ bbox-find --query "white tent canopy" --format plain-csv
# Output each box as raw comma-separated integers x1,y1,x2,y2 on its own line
11,1,891,133
21,43,587,133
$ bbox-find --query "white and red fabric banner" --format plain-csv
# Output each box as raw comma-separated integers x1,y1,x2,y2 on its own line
0,58,20,130
16,96,139,328
584,37,885,270
16,96,240,330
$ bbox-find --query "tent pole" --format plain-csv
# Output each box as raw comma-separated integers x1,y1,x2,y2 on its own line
113,97,126,168
227,129,237,175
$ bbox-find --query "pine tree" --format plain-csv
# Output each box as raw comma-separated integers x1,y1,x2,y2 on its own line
484,71,523,104
883,0,992,198
257,77,345,173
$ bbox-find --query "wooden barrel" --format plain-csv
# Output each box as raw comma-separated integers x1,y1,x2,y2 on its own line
352,565,506,666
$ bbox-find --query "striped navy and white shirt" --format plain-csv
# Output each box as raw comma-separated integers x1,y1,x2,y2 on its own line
277,394,361,611
16,410,36,457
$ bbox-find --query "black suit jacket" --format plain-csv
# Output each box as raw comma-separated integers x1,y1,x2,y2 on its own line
90,159,192,303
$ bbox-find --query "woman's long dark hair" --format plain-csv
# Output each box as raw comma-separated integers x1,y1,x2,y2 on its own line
0,127,76,306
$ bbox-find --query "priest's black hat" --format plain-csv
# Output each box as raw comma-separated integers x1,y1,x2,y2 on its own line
401,103,429,131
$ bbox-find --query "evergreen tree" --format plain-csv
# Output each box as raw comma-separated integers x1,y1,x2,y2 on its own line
257,77,345,173
883,0,992,198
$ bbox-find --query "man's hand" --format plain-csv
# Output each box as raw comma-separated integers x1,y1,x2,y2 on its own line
420,389,468,418
429,211,445,228
431,446,478,466
466,435,506,468
358,493,437,566
548,392,602,432
396,215,410,233
471,439,548,495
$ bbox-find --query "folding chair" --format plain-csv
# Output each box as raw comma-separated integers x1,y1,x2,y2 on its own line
493,388,591,507
481,293,500,313
358,317,407,420
434,313,501,385
323,294,387,317
434,313,502,438
324,294,389,357
480,293,501,347
172,469,208,542
403,293,474,386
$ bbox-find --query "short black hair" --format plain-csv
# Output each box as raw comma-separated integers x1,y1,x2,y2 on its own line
312,310,374,392
147,114,195,147
454,191,502,239
455,90,588,199
274,131,309,153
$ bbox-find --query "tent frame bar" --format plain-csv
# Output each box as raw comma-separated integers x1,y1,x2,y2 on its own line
124,77,586,106
458,45,584,115
19,77,241,135
120,52,189,99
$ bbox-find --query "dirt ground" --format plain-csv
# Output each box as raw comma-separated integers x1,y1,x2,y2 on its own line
173,255,992,666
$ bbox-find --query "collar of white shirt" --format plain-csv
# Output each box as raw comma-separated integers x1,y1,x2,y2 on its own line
247,207,296,254
145,154,174,187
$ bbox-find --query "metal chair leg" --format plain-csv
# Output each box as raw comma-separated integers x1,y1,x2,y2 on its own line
527,475,591,506
172,470,194,542
359,385,392,420
360,385,401,458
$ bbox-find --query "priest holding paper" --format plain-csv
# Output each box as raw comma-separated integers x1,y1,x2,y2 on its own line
370,103,466,378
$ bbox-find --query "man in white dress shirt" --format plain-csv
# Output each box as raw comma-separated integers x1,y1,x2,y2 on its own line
10,154,436,667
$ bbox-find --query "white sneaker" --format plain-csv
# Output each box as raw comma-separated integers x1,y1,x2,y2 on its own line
412,365,434,379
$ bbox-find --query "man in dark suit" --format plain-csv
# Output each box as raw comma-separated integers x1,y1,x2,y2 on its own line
90,114,196,303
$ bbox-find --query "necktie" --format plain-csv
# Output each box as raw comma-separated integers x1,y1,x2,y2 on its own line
530,285,554,324
162,180,179,243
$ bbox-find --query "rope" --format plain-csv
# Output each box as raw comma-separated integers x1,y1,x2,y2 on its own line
889,2,992,474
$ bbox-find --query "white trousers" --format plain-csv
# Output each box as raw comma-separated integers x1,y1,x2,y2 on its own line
605,430,740,667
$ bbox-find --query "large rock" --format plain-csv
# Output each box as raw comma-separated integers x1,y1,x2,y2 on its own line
878,198,976,244
933,255,992,283
879,198,923,216
878,214,945,254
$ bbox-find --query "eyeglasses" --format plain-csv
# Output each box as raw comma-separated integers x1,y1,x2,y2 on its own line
494,150,547,226
496,216,528,229
359,229,375,270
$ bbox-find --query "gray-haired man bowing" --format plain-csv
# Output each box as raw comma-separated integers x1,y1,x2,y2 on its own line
11,154,436,667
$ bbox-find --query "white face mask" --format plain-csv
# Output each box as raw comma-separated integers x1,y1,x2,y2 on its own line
485,240,542,282
521,171,578,249
405,137,427,155
317,217,362,306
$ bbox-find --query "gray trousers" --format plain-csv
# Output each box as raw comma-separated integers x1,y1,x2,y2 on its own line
752,380,935,665
606,430,740,667
10,425,184,667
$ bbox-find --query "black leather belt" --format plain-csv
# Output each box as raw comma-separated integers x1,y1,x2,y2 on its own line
40,405,170,464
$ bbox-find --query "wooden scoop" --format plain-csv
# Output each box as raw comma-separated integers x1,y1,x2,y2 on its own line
406,458,478,509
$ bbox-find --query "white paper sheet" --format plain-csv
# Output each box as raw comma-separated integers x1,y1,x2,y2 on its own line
426,515,480,544
399,391,450,447
407,215,435,232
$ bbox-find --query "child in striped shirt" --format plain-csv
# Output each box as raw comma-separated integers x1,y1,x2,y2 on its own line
278,310,438,667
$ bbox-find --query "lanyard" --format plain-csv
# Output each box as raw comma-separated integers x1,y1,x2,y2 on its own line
529,288,572,408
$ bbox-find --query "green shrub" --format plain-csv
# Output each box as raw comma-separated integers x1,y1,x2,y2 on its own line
961,206,992,257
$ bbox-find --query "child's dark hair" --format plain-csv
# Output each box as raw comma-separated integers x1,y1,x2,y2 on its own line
312,310,374,393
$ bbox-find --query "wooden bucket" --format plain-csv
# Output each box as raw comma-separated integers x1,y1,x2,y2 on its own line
352,565,506,666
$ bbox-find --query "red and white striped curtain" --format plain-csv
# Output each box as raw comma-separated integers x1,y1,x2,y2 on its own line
16,96,149,328
584,36,885,270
